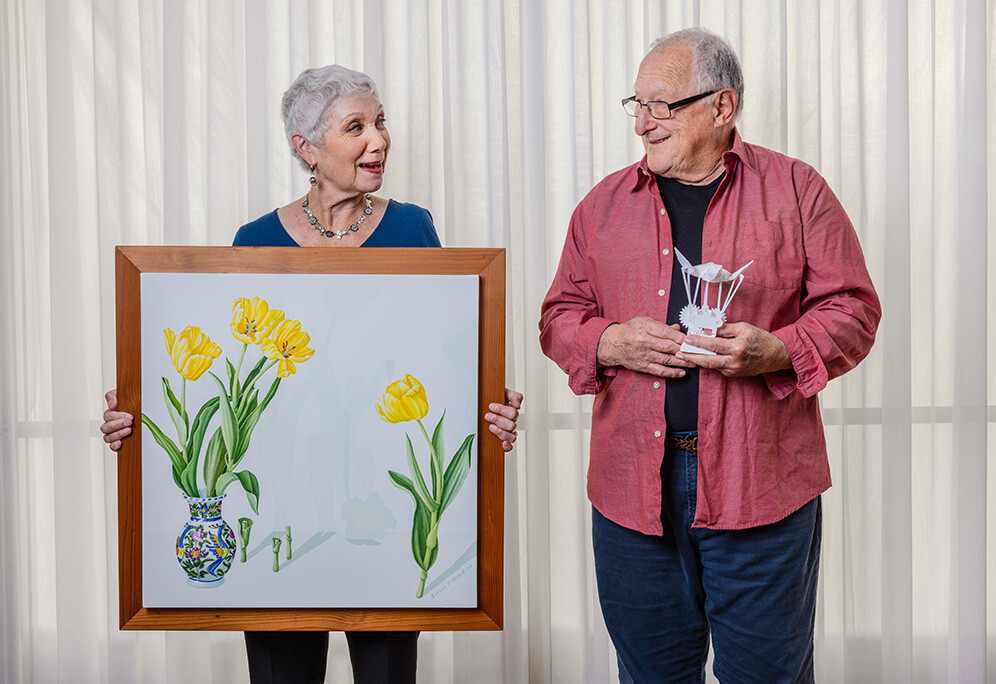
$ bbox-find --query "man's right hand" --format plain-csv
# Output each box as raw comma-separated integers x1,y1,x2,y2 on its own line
101,389,133,452
596,318,694,377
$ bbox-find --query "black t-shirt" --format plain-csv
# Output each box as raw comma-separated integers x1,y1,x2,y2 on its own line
657,172,724,432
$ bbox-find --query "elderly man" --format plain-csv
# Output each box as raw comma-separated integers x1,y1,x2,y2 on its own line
539,28,880,683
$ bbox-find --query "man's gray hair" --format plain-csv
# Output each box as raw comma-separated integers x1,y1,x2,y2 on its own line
282,65,380,170
649,28,743,118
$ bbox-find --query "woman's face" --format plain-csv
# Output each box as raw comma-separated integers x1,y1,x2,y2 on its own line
310,92,390,198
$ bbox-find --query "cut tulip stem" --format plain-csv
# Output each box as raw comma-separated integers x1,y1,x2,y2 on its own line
238,517,253,563
272,537,282,572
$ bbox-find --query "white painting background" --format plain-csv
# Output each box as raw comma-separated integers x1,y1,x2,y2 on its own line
140,272,479,608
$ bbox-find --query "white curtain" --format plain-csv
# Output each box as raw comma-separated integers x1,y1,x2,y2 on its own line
1,1,993,682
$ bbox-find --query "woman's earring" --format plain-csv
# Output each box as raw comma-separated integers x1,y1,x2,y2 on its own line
309,164,318,186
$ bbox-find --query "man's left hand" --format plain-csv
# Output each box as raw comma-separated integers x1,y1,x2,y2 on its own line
678,322,792,377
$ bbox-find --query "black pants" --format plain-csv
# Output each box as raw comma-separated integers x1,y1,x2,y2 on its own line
244,631,418,684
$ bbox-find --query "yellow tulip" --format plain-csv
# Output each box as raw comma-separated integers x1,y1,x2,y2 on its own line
164,326,222,381
231,297,284,345
376,374,429,423
261,319,315,378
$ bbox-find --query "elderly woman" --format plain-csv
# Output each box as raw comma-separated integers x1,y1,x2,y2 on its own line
100,65,522,684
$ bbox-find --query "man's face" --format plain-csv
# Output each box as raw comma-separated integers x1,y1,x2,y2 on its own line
633,46,721,182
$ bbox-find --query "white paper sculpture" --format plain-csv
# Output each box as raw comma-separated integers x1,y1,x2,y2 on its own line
674,249,753,355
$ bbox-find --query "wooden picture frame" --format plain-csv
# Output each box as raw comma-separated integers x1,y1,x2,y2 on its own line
115,246,505,631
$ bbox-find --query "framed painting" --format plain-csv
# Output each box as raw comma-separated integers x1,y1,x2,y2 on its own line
115,246,505,631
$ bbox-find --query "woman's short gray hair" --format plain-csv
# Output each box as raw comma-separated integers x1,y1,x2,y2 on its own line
649,28,743,118
282,65,380,170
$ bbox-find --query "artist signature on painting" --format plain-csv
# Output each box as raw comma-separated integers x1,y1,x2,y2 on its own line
429,560,473,599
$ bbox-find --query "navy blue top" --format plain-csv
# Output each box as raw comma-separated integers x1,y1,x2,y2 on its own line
232,199,441,248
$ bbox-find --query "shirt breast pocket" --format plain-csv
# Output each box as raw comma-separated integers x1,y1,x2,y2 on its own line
734,219,804,291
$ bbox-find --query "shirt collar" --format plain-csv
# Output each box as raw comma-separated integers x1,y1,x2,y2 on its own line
721,128,759,176
630,127,757,190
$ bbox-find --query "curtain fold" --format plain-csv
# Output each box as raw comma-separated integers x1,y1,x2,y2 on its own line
2,1,993,682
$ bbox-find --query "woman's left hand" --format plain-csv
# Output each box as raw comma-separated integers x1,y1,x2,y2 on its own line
485,388,523,452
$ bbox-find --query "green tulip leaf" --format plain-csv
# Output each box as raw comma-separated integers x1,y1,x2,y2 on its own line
161,376,181,413
171,465,184,491
256,377,281,414
412,501,438,572
389,469,417,497
405,434,436,512
430,411,446,499
216,469,260,515
202,429,226,494
187,396,220,464
439,433,475,513
389,470,436,571
389,470,429,510
225,358,237,395
410,497,430,570
214,471,236,494
237,470,260,515
179,454,199,495
232,378,279,465
209,371,238,462
161,377,188,445
237,388,258,417
242,355,268,392
142,412,185,474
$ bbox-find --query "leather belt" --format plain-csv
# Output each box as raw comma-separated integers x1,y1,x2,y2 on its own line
665,434,698,457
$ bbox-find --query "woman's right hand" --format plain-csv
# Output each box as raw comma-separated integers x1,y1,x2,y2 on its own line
101,389,133,451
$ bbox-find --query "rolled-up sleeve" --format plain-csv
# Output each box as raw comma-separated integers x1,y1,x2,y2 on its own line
769,171,881,398
539,204,615,396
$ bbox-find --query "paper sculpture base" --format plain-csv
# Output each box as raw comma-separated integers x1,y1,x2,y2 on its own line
680,341,717,355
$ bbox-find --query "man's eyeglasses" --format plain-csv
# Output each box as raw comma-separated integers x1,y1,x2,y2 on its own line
621,90,718,119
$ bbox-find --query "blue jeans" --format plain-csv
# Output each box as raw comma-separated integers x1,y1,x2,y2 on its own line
592,433,821,683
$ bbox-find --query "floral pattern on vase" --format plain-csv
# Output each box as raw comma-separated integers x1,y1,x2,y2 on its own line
176,492,237,585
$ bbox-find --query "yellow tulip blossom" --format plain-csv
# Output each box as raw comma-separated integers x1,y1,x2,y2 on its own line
376,374,429,423
231,297,284,345
164,326,222,381
261,319,315,378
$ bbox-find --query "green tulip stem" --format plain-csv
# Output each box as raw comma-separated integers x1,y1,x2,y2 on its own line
416,419,442,500
285,525,292,559
237,517,253,563
234,343,248,381
272,537,282,572
262,358,280,377
231,343,248,405
178,378,189,464
416,513,441,598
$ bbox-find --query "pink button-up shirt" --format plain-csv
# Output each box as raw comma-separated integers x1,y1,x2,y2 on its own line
539,130,881,533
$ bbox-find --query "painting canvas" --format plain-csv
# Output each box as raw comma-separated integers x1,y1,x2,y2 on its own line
115,247,505,630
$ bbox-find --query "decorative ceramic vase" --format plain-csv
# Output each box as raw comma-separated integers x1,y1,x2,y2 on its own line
176,492,237,586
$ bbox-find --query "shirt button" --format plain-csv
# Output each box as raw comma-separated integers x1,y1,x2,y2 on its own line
662,249,669,255
653,381,661,389
659,208,665,215
658,289,666,296
654,430,662,438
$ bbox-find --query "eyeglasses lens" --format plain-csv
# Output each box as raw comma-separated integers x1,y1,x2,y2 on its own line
623,99,670,119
